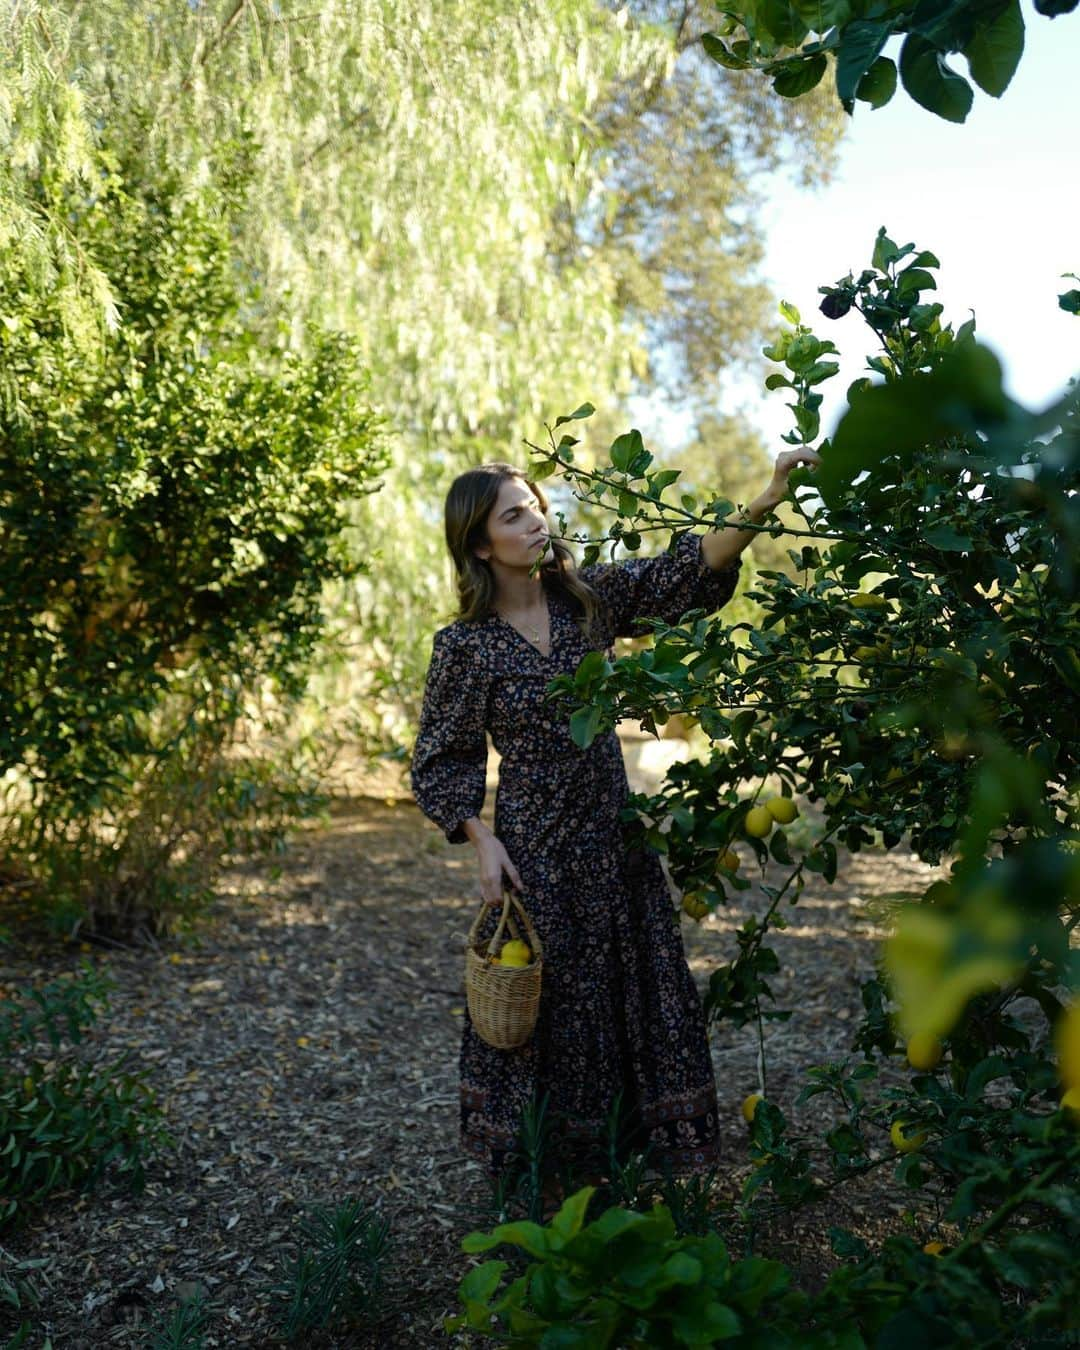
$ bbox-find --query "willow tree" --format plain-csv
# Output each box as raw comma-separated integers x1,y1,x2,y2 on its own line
4,0,842,757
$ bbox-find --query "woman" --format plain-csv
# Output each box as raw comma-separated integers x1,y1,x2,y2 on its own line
410,450,817,1180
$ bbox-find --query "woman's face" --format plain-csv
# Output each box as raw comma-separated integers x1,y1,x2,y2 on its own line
474,477,549,569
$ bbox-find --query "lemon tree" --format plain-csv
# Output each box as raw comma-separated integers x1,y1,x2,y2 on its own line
535,233,1080,1341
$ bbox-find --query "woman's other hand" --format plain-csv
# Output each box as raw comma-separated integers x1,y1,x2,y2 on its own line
477,834,524,905
463,817,524,904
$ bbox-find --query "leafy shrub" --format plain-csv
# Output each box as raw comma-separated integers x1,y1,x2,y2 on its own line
271,1197,390,1341
0,964,168,1228
0,129,385,937
450,1187,815,1346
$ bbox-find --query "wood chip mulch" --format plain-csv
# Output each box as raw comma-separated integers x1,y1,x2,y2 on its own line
1,784,946,1348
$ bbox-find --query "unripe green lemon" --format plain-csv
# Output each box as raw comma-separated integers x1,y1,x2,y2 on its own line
716,848,740,874
744,806,774,839
765,796,798,825
681,892,709,922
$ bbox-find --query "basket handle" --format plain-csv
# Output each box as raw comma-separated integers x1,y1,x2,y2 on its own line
467,887,543,961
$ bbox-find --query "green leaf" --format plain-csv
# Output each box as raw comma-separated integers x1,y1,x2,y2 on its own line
1058,289,1080,315
964,0,1024,97
611,430,645,473
649,468,681,496
773,54,828,98
701,32,751,69
923,523,974,552
855,55,897,108
469,1219,551,1258
804,360,840,385
765,373,792,390
899,34,974,123
835,19,892,104
574,650,609,686
759,0,810,47
779,299,801,325
872,227,902,271
459,1260,508,1303
897,267,937,296
569,704,603,749
548,1186,595,1243
791,0,852,31
554,403,595,429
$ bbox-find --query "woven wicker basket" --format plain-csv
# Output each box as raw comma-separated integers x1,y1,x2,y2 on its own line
464,891,543,1050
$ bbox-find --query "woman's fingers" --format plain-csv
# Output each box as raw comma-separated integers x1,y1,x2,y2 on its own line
777,447,822,472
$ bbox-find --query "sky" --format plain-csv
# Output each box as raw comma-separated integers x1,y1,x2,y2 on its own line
635,8,1080,457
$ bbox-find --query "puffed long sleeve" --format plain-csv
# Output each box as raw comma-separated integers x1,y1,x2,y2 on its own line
409,628,489,844
579,531,741,639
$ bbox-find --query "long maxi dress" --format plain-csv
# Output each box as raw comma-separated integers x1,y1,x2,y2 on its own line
409,532,741,1175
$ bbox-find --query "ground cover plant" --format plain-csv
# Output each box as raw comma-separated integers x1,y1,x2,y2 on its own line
0,963,167,1234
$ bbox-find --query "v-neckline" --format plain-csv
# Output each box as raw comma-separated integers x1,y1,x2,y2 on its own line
493,593,557,660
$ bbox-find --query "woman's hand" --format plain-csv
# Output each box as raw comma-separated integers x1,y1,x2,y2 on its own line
475,833,525,906
760,447,822,510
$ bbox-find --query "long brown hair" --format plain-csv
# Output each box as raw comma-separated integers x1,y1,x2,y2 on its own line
445,462,601,636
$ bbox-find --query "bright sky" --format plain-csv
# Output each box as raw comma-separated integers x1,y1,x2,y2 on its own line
638,8,1080,457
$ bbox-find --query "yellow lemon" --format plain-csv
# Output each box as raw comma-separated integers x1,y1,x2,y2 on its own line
890,1119,927,1154
681,892,710,922
716,849,740,874
744,806,773,839
907,1032,943,1071
1056,1002,1080,1093
765,796,798,825
742,1092,763,1123
923,1241,946,1256
499,939,531,968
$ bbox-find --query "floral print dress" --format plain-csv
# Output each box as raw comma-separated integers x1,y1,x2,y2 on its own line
410,532,741,1175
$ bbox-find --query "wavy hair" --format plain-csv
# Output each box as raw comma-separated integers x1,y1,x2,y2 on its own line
444,462,601,637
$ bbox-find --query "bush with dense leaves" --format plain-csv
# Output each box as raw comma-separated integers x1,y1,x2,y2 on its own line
0,132,385,936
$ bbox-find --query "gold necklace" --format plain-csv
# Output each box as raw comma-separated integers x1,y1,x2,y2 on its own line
501,602,547,643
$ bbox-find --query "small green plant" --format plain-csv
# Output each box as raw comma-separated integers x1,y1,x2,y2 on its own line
448,1186,806,1345
0,1246,48,1345
148,1291,209,1350
0,965,168,1228
271,1197,389,1341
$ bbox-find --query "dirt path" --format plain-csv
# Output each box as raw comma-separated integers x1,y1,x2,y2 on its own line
2,788,944,1347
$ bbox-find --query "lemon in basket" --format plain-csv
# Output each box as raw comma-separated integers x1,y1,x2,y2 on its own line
499,939,532,968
